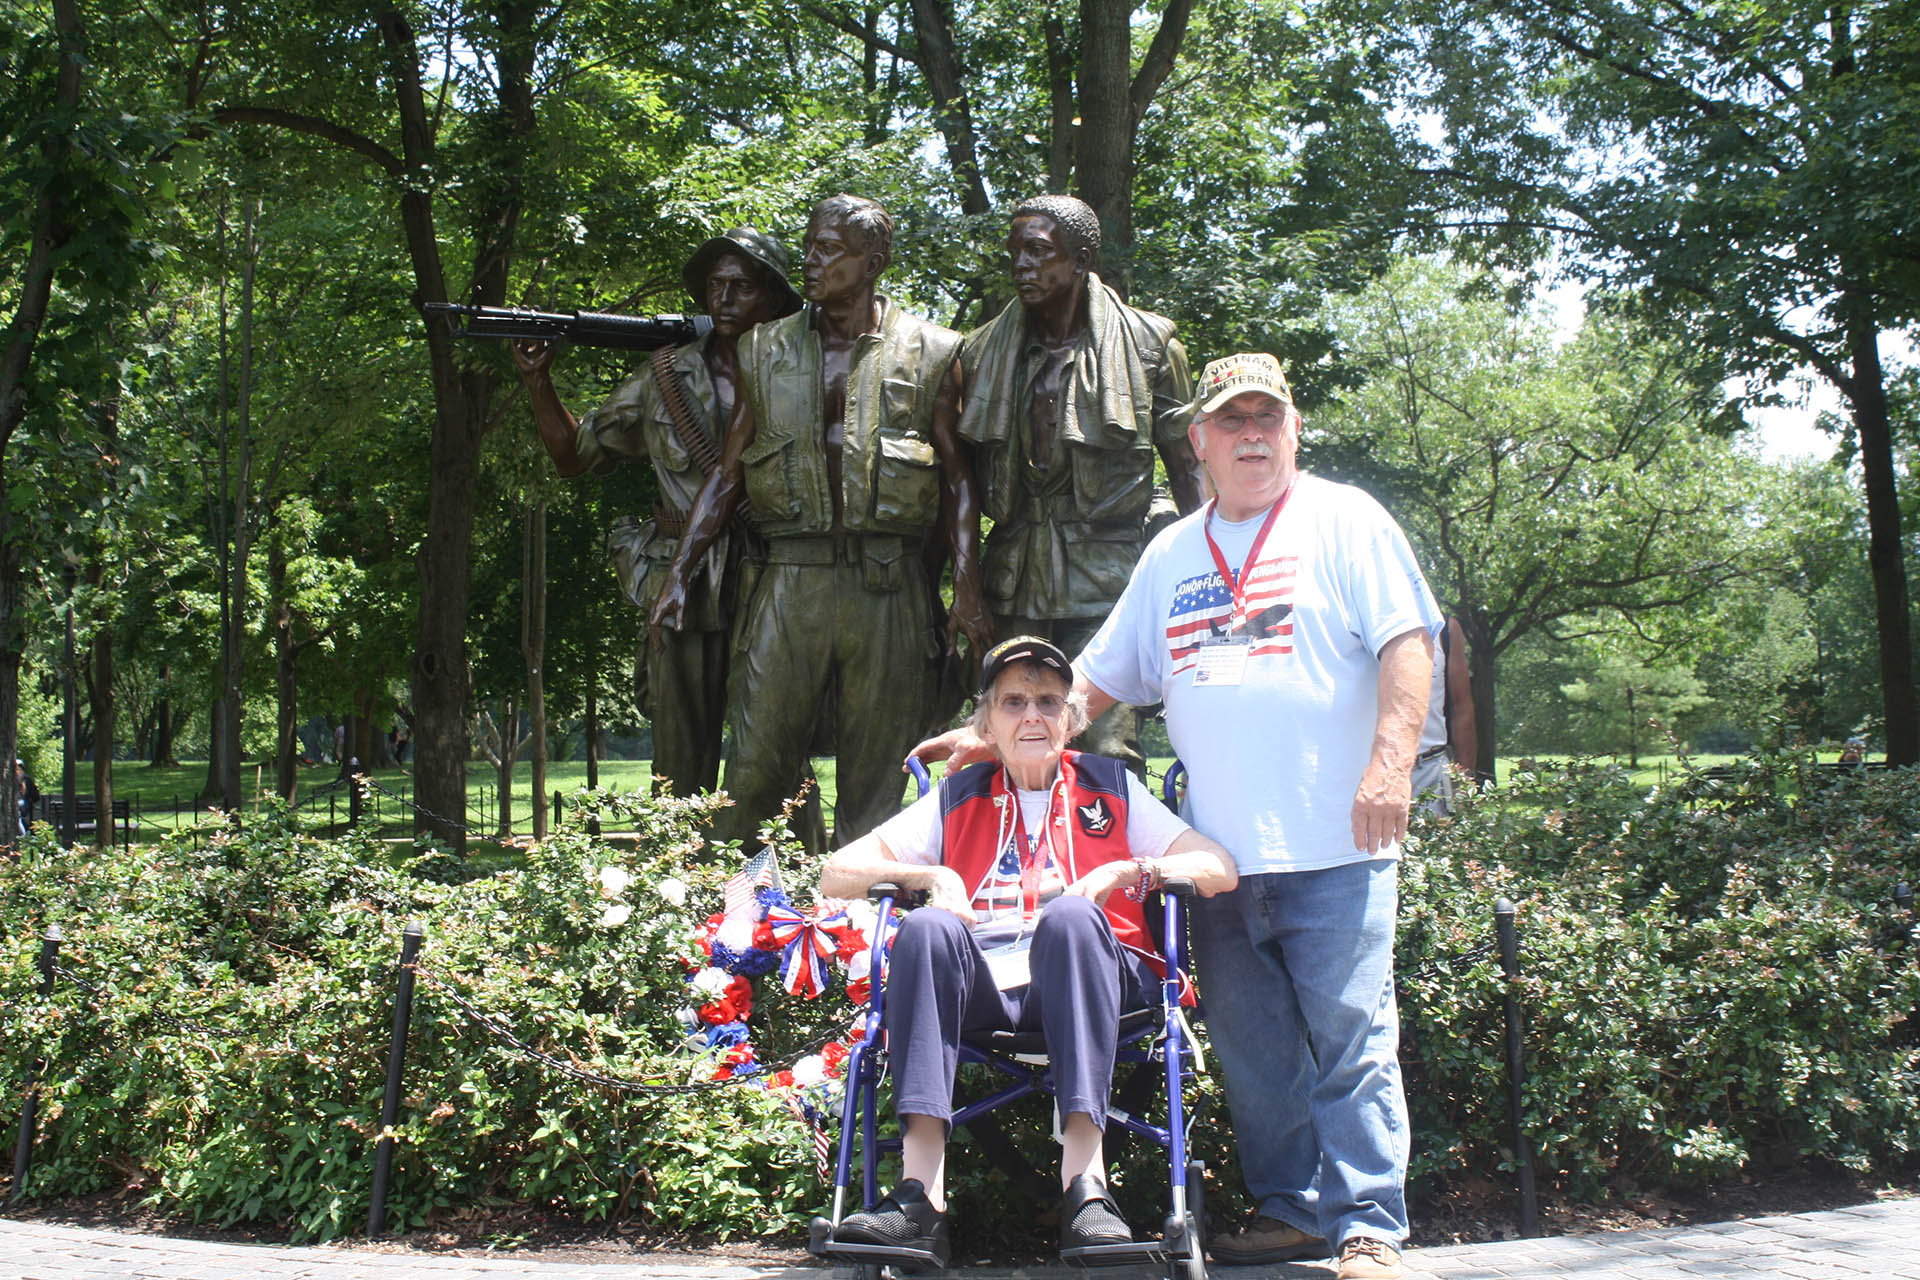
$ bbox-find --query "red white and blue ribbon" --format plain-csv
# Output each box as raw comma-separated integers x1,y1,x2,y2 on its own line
766,904,848,998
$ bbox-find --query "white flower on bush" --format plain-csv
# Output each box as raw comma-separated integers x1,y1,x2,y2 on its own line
597,902,633,928
690,966,733,997
596,866,633,900
792,1054,827,1087
656,876,689,907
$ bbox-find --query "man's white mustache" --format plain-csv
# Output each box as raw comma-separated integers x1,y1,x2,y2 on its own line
1231,442,1271,460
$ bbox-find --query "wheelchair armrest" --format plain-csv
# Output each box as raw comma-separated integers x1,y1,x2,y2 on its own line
1161,876,1197,898
867,881,927,907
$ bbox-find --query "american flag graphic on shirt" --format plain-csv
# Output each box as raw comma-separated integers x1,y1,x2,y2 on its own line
1166,556,1299,675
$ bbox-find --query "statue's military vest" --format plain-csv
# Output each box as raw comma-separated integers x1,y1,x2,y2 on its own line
959,290,1188,618
737,298,962,540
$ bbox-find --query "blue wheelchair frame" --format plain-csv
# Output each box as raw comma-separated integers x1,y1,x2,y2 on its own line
809,760,1208,1279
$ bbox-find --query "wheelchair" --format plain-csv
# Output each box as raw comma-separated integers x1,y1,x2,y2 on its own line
809,760,1210,1279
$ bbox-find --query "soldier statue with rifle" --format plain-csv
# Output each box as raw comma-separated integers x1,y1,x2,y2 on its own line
510,228,802,798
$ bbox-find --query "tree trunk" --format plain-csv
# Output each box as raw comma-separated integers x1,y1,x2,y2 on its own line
0,0,87,842
497,694,518,838
270,535,299,800
90,618,114,848
905,0,992,220
150,682,175,766
1840,286,1917,765
374,3,535,854
1076,0,1135,292
1463,618,1498,782
522,503,548,839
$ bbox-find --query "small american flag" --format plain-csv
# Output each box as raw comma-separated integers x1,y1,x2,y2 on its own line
786,1094,833,1182
723,846,783,919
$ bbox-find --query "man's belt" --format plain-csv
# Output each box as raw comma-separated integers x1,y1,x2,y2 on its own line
762,533,925,565
1416,744,1450,765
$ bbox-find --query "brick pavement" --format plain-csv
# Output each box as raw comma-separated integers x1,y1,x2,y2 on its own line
3,1198,1917,1279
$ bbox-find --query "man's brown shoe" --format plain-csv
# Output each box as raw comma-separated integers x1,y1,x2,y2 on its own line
1208,1215,1327,1264
1335,1234,1405,1279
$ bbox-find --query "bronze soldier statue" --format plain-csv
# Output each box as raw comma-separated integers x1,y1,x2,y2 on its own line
513,228,801,796
652,194,993,846
958,195,1205,766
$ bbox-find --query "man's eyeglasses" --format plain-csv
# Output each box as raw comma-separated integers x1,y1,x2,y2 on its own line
995,693,1068,718
1207,409,1288,432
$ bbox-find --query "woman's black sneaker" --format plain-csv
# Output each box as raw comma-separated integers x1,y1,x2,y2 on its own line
1060,1173,1134,1251
834,1179,951,1266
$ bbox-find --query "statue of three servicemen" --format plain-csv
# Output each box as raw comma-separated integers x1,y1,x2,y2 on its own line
515,192,1202,848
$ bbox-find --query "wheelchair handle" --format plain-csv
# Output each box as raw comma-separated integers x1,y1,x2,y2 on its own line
1161,875,1197,898
907,756,932,797
1162,760,1186,808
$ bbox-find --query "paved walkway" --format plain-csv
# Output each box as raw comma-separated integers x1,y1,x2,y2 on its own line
4,1198,1917,1279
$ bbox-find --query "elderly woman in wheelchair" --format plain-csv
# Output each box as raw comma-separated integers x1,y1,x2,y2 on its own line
819,636,1237,1266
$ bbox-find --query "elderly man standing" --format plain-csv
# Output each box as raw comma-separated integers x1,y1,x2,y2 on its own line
514,227,801,797
1078,353,1438,1278
917,352,1439,1278
958,195,1205,766
653,195,993,846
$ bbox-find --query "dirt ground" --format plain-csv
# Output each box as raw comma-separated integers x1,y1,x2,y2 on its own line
5,1165,1916,1267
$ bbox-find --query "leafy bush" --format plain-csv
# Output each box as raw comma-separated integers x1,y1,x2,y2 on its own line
3,754,1915,1247
0,792,846,1241
1399,753,1920,1202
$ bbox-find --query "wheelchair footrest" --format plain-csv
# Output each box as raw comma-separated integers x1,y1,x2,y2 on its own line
815,1237,949,1272
1060,1239,1171,1268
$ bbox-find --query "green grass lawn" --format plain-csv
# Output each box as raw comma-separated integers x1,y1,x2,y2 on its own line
47,748,1856,845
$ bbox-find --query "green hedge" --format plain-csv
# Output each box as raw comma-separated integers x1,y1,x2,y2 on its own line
2,754,1915,1247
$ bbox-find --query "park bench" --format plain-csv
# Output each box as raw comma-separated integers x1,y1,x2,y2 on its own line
39,795,135,850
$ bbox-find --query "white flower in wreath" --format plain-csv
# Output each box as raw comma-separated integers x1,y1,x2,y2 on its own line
656,876,690,907
596,866,633,900
691,966,733,997
715,914,756,954
845,950,872,982
792,1055,827,1087
840,899,878,934
597,902,633,928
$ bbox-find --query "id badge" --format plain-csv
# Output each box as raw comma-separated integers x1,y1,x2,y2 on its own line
1194,642,1250,686
983,935,1034,991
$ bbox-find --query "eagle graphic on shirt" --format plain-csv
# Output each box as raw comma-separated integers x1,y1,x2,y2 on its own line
1166,556,1298,675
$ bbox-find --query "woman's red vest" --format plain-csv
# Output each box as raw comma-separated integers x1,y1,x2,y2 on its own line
936,750,1166,975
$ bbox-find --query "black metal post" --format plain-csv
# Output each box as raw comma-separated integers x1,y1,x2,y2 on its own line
11,925,62,1203
553,789,562,829
1494,898,1539,1237
348,759,363,829
1897,882,1914,925
367,921,424,1236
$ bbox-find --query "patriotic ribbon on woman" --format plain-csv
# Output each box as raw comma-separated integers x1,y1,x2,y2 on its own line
766,903,851,998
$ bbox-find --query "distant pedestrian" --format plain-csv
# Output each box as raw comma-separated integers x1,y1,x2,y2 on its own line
1411,616,1478,813
15,759,38,836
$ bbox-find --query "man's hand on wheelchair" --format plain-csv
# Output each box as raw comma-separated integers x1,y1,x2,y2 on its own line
905,726,997,772
925,867,978,925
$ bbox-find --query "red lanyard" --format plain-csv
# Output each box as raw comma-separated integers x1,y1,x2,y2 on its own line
1007,781,1059,921
1202,484,1293,616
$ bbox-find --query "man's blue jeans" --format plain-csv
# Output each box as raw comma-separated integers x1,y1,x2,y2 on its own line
1192,859,1409,1247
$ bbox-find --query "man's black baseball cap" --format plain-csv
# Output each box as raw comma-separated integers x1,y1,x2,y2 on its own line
977,635,1072,696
